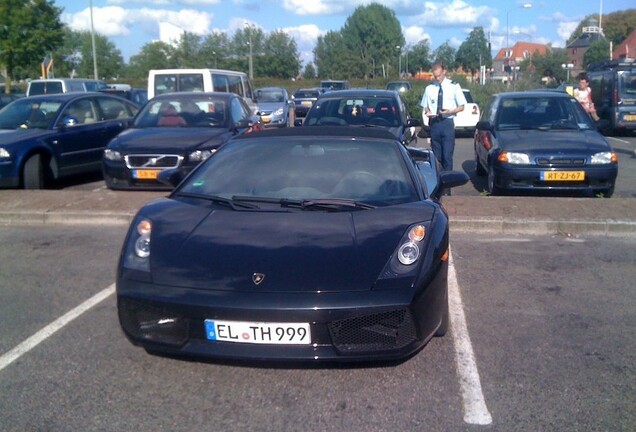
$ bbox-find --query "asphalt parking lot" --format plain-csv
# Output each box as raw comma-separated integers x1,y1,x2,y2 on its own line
0,227,634,431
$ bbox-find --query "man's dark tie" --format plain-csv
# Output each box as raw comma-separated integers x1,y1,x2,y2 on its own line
437,86,443,114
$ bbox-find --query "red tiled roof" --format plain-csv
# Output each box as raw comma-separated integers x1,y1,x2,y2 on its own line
494,42,549,60
613,28,636,60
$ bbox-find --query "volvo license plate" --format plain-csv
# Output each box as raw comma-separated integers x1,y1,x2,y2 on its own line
133,169,159,179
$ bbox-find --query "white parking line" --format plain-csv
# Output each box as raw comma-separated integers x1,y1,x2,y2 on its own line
607,136,631,145
0,284,115,373
448,251,493,425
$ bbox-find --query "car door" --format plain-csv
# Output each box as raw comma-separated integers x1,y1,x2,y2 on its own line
53,97,108,175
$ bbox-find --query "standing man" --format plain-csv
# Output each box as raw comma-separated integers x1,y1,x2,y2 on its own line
420,63,466,171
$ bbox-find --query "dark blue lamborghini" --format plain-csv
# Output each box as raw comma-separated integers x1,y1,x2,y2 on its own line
116,127,468,362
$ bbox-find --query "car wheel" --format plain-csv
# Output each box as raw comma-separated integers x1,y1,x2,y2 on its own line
600,185,615,198
435,289,449,337
487,164,501,196
475,150,486,176
23,154,48,189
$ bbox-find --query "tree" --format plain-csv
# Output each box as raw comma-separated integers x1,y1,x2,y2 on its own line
313,31,359,79
232,26,265,76
173,32,203,68
0,0,65,92
341,3,404,78
302,63,316,80
432,42,456,69
406,39,432,75
567,9,636,47
583,39,611,68
455,27,491,77
519,48,567,85
199,32,232,69
127,41,176,79
261,30,300,79
53,30,124,79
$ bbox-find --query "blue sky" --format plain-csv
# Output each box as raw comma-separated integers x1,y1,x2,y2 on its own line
57,0,631,65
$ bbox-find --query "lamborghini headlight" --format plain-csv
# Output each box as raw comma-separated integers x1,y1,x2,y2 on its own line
122,217,152,273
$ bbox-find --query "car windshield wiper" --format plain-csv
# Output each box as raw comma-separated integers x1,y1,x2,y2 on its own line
282,198,376,211
231,196,376,211
175,192,260,209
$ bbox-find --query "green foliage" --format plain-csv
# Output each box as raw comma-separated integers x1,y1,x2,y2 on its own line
583,39,611,68
455,27,491,75
567,9,636,47
52,29,125,79
127,41,176,79
341,3,404,79
302,63,316,80
260,30,301,79
314,31,361,79
0,0,65,90
519,48,568,83
432,42,456,69
407,40,432,76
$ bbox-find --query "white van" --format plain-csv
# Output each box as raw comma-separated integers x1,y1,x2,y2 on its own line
147,68,258,113
26,78,108,96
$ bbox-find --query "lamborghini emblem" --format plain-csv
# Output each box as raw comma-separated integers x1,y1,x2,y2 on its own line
252,273,265,285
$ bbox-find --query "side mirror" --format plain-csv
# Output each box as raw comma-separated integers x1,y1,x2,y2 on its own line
157,168,187,188
61,116,79,128
475,120,493,131
439,170,469,190
294,118,304,127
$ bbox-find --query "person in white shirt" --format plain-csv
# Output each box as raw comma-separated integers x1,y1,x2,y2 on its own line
573,73,599,121
420,63,466,171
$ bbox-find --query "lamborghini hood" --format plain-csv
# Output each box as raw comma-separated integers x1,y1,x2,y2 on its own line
144,199,438,293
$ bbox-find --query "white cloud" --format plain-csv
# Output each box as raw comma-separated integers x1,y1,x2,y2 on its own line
63,6,213,38
413,0,494,27
281,0,337,15
556,21,579,47
403,26,431,46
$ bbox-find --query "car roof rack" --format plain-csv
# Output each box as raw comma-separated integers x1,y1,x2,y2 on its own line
587,58,635,71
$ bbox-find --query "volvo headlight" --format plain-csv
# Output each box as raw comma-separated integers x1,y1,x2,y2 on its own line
498,151,530,164
189,149,216,162
591,151,617,164
103,149,122,161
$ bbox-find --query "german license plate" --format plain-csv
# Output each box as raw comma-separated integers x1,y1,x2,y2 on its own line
133,169,159,179
540,171,585,181
624,114,636,121
204,319,311,345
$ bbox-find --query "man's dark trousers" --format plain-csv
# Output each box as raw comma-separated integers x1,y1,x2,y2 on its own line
430,117,455,171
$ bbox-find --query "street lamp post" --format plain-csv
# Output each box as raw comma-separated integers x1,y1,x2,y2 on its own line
506,3,532,53
244,22,254,80
562,63,574,82
89,0,98,80
396,46,401,79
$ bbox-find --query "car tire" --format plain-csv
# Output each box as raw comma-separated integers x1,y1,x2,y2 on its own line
487,164,501,196
23,153,48,189
435,289,449,337
601,185,615,198
475,151,486,176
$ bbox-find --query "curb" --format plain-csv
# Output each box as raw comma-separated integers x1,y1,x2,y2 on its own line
3,210,636,236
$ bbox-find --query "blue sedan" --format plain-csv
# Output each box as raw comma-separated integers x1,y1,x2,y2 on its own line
0,92,138,188
474,91,618,197
102,92,262,190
